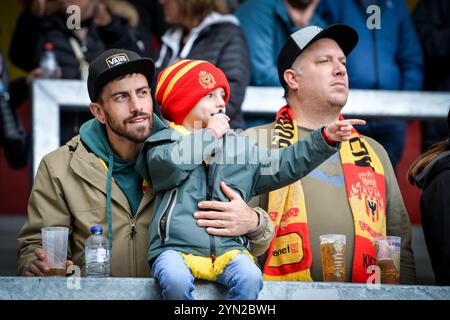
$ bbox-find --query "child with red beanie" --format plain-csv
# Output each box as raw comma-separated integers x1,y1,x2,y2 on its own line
135,59,365,300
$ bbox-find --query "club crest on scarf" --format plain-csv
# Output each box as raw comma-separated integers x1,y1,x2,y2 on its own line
342,134,386,240
264,107,387,283
340,128,387,282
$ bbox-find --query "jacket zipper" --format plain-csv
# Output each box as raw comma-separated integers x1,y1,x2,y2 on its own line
130,221,137,239
129,218,138,276
129,182,151,276
204,134,225,260
131,198,144,276
203,162,216,261
159,188,178,245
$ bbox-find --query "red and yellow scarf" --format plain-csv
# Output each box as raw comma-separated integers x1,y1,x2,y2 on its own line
263,106,387,283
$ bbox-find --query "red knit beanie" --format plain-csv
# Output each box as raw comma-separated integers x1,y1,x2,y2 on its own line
155,59,230,124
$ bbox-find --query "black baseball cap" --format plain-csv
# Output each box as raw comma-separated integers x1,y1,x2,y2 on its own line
87,49,155,102
278,24,359,89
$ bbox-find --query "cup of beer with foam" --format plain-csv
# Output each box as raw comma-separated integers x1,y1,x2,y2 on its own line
375,236,401,284
319,234,346,282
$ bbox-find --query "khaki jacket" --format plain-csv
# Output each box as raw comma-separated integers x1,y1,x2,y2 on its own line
18,136,154,276
17,135,273,276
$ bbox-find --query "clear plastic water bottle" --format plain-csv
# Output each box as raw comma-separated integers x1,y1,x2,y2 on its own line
39,42,59,78
84,226,110,277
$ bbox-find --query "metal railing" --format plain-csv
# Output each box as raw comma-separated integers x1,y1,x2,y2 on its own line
31,79,450,178
242,86,450,118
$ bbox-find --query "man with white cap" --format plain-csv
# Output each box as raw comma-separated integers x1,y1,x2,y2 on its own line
243,24,416,284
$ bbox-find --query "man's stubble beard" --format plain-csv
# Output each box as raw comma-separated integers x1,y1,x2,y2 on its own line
105,111,153,144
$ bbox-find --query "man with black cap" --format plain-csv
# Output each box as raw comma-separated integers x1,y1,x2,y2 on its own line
243,24,416,284
17,48,273,277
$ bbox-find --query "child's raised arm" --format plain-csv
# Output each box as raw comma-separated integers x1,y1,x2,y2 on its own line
251,119,366,196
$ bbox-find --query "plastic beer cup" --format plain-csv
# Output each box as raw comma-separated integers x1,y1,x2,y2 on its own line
320,234,346,282
375,236,401,284
41,227,68,276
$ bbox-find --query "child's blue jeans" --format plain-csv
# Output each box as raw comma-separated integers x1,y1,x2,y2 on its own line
152,249,263,300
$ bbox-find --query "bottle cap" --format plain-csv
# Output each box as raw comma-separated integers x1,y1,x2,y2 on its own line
44,42,54,50
90,225,103,234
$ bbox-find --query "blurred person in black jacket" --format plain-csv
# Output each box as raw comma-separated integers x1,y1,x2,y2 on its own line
0,48,28,169
413,0,450,152
126,0,169,60
10,0,145,79
9,0,147,144
155,0,249,130
408,108,450,286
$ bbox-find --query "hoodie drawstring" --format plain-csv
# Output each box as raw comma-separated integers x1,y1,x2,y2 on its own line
106,154,114,256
